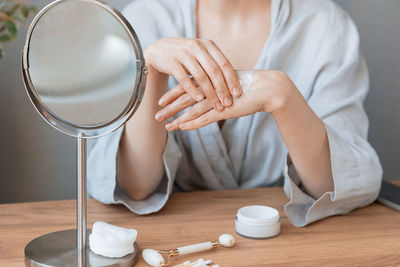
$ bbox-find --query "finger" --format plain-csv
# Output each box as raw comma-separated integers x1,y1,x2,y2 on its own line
194,44,233,107
155,93,196,122
178,109,224,131
159,78,200,106
158,83,186,106
180,53,224,111
173,63,204,102
205,40,242,98
165,99,213,131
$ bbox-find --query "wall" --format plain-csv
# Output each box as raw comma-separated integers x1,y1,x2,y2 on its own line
334,0,400,181
0,0,399,203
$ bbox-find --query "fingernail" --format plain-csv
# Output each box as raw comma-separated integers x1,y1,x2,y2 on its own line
223,96,232,106
233,87,241,97
155,111,163,121
165,123,173,131
215,102,224,111
158,97,166,106
195,94,204,101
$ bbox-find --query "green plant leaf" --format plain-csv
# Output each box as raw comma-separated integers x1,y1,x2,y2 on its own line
21,5,37,19
0,1,38,60
0,33,11,42
21,7,30,19
10,3,22,14
4,20,17,38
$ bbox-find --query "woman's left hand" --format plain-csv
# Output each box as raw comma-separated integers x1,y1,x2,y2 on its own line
156,70,334,199
155,70,299,131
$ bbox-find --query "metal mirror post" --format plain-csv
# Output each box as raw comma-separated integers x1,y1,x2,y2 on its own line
21,0,147,266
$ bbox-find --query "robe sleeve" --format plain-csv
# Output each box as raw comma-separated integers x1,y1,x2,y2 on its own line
283,4,382,227
88,128,182,214
87,0,183,214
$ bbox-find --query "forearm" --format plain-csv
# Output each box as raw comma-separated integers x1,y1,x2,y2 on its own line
270,83,333,199
153,69,333,199
116,67,168,201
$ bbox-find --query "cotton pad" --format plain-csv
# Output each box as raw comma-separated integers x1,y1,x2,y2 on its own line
89,221,137,258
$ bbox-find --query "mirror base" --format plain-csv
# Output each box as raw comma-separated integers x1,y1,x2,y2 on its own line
25,230,138,267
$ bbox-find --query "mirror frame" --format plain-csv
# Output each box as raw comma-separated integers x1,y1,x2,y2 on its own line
22,0,147,138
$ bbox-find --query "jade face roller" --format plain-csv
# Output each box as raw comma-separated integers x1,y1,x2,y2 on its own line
142,234,235,267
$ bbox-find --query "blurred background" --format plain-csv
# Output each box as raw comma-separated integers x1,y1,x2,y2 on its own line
0,0,399,203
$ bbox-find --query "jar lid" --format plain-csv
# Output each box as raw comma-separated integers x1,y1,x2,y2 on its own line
235,205,280,239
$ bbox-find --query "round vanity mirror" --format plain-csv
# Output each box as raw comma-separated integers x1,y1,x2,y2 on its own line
22,0,146,138
22,0,146,266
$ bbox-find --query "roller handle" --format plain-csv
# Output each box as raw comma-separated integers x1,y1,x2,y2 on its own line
177,242,213,255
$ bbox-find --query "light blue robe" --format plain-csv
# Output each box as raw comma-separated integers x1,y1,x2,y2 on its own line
88,0,382,227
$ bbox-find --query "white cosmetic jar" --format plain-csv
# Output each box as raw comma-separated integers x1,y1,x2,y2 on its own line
235,205,281,239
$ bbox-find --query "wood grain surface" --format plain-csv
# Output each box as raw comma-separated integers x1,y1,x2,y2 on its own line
0,185,399,267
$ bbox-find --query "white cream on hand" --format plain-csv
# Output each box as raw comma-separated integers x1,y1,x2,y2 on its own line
89,221,137,258
236,70,255,93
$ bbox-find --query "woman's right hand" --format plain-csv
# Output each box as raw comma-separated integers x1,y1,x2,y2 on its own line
144,37,241,115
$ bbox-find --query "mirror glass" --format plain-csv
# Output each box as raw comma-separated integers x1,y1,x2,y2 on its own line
23,0,144,137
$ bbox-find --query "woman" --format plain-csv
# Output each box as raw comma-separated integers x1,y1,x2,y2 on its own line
88,0,382,227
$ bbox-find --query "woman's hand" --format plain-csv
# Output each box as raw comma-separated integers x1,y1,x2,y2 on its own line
155,70,297,131
156,70,334,199
145,37,242,112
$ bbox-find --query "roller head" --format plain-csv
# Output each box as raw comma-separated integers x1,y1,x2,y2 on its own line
218,234,235,247
142,249,165,267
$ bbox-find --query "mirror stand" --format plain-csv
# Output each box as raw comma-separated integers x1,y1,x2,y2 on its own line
77,136,87,252
22,0,146,265
24,136,139,267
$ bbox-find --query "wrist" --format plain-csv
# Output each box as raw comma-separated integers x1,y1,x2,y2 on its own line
144,46,158,72
269,73,308,120
147,64,165,79
255,71,295,114
143,45,154,65
140,57,169,100
269,86,293,115
144,46,170,84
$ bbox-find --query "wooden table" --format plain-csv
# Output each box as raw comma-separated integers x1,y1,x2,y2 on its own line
1,186,399,267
